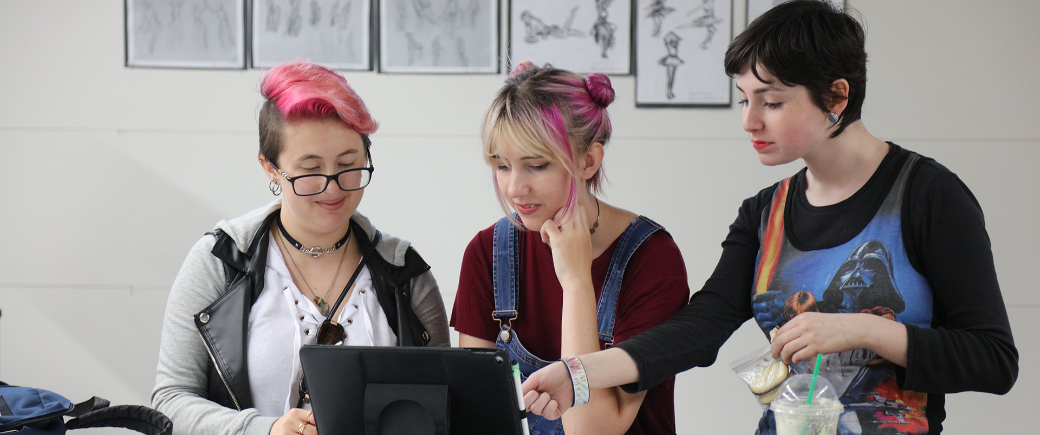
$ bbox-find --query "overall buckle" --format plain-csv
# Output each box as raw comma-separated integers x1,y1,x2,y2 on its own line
492,310,518,343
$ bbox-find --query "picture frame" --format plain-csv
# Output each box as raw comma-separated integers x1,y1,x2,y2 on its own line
507,0,633,75
377,0,499,74
125,0,246,69
746,0,843,27
251,0,374,70
635,0,733,107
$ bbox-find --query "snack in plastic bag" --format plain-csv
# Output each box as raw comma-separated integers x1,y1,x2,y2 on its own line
729,345,791,408
751,359,790,394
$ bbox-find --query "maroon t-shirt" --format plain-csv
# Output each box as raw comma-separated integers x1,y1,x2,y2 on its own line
451,221,690,435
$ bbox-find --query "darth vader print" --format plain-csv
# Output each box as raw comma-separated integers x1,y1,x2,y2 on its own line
817,240,905,317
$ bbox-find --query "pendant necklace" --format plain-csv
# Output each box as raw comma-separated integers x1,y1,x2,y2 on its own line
278,230,350,317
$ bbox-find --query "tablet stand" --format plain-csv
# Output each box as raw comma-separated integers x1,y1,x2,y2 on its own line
364,383,449,435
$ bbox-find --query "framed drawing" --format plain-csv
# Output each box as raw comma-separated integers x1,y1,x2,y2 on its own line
508,0,633,75
635,0,732,107
125,0,246,68
747,0,843,26
378,0,499,74
252,0,373,70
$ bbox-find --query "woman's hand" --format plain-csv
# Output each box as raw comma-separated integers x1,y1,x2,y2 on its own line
522,361,574,421
271,409,316,435
540,202,594,290
771,312,908,366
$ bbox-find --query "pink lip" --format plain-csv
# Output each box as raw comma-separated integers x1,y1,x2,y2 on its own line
752,140,772,150
316,197,345,211
514,203,540,215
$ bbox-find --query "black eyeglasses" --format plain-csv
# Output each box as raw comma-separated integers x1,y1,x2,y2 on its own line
272,165,374,196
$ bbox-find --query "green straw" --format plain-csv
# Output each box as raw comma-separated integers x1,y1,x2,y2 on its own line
798,354,825,435
805,353,824,405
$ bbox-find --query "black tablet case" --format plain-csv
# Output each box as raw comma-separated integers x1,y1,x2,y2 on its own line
300,346,526,435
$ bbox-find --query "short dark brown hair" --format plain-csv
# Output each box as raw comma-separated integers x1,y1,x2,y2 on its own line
725,0,867,137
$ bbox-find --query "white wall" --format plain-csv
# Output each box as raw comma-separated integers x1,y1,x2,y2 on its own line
0,1,1036,433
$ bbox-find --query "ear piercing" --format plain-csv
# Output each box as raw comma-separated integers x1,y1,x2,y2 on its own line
828,113,839,123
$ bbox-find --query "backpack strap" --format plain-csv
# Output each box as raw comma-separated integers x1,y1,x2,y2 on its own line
66,396,109,418
0,383,170,435
65,405,172,435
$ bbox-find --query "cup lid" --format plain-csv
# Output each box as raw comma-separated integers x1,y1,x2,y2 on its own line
769,374,844,415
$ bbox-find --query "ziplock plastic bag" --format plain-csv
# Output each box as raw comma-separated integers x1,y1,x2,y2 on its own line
729,345,791,409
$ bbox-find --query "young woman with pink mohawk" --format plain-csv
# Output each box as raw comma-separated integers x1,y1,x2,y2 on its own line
153,60,449,435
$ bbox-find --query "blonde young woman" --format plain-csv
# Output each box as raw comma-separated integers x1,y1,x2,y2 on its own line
450,63,690,435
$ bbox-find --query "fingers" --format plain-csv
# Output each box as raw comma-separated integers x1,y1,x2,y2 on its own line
540,219,561,244
771,317,804,363
526,392,563,420
273,409,317,435
542,396,563,421
777,338,806,364
772,313,830,364
527,391,550,415
523,390,539,410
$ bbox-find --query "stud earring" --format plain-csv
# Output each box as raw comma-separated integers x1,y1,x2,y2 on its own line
269,180,282,196
828,113,839,123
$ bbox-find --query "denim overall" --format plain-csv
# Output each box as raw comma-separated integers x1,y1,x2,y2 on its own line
492,215,663,435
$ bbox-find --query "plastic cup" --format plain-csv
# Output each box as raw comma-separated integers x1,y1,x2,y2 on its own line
770,374,844,435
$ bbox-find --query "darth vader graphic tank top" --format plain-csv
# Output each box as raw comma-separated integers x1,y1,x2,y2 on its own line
751,153,933,434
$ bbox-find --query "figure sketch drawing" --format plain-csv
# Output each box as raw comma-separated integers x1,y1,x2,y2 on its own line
590,0,617,58
521,7,585,44
645,0,675,37
658,31,684,99
679,0,723,49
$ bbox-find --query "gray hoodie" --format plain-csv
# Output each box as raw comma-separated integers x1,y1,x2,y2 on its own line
151,199,449,435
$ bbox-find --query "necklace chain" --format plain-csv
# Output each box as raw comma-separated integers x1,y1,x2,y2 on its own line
278,230,349,317
590,197,601,234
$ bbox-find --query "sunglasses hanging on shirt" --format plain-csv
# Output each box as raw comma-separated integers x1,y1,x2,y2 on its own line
297,229,382,407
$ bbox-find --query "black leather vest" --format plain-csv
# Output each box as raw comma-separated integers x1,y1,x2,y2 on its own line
193,212,433,410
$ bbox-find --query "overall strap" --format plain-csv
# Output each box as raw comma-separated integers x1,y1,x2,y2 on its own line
491,217,520,340
753,178,792,297
595,216,663,346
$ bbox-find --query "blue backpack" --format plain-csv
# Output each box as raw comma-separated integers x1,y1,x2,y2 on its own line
0,382,171,435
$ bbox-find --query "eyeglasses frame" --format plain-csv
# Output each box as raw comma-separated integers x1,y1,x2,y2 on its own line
270,146,375,197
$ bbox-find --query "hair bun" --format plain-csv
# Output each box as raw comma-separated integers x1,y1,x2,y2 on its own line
509,60,534,79
585,73,615,108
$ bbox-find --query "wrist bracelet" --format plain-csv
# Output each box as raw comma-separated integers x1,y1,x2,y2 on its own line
562,356,590,407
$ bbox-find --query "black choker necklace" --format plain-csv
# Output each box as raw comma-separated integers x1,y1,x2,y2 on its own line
276,215,351,258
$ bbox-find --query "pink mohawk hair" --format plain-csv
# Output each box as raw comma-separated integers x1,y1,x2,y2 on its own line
261,60,378,135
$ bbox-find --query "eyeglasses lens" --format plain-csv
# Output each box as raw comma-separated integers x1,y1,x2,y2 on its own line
291,170,372,196
316,321,345,345
293,176,328,196
337,169,370,191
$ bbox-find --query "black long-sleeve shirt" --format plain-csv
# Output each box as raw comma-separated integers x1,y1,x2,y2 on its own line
616,143,1018,432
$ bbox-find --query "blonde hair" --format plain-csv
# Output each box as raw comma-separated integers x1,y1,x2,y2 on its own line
482,64,615,227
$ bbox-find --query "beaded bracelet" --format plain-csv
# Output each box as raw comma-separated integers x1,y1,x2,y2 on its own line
562,356,590,407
